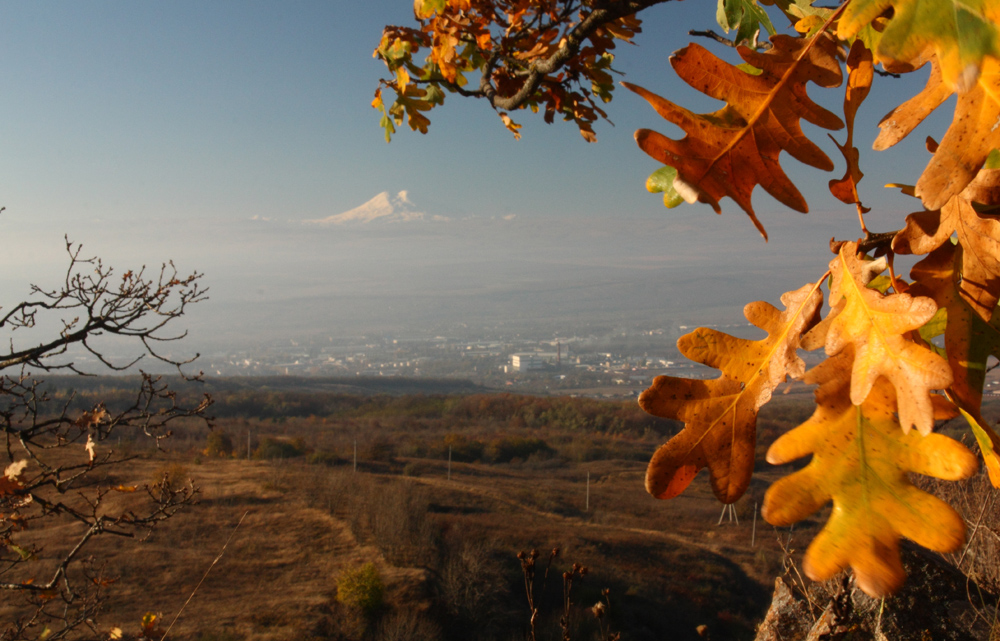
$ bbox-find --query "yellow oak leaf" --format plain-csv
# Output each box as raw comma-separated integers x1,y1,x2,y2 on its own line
958,407,1000,487
625,34,844,240
804,242,952,434
640,282,822,503
893,166,1000,320
838,0,1000,92
764,350,978,597
875,56,1000,210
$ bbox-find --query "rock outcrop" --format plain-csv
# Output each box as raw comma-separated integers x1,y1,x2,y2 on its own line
754,546,998,641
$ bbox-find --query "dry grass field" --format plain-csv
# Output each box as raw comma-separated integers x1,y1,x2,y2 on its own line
4,385,997,641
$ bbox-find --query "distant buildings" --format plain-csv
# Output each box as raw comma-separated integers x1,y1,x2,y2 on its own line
510,344,570,371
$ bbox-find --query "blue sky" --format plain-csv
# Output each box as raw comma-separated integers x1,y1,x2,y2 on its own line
0,1,959,349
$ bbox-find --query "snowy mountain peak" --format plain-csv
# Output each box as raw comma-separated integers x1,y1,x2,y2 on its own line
306,190,447,225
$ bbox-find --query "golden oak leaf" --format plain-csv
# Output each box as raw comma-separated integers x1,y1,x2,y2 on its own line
640,283,822,503
839,0,1000,91
875,56,1000,210
828,40,873,211
763,350,977,597
805,241,952,434
626,34,844,240
893,167,1000,320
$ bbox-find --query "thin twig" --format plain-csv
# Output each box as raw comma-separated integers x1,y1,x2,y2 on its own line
161,511,249,641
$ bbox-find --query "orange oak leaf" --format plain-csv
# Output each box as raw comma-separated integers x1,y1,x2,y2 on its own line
892,167,1000,320
875,56,1000,210
828,40,873,212
625,34,844,240
804,241,952,434
640,282,823,503
909,242,1000,411
763,349,977,597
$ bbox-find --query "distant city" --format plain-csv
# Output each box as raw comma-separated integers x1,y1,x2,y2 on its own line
180,321,777,397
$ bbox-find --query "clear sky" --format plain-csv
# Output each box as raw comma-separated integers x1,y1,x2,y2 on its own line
0,1,957,350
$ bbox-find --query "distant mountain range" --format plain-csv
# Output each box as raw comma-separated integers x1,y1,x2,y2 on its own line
305,190,449,225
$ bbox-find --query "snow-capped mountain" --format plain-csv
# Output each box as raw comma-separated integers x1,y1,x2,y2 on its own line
306,190,448,225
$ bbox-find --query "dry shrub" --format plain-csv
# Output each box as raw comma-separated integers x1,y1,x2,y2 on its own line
149,462,190,489
438,536,509,634
918,467,1000,592
373,609,441,641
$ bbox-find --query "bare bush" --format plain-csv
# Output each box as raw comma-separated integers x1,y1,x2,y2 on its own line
438,536,509,635
0,241,210,640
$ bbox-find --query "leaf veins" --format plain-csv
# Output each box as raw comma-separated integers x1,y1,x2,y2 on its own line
640,282,822,504
625,33,844,240
763,349,978,597
804,241,952,434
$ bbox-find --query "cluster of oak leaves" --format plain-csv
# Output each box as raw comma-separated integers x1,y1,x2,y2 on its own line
374,0,1000,598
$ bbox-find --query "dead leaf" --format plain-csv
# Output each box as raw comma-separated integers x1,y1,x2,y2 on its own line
640,282,823,503
1,460,28,496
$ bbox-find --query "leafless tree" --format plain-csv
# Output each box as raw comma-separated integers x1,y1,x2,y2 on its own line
0,238,211,640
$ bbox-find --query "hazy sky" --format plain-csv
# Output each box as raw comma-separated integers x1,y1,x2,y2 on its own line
0,1,958,350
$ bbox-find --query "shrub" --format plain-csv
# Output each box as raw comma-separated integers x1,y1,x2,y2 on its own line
367,436,397,462
252,436,305,460
487,436,554,463
336,562,385,616
204,430,235,457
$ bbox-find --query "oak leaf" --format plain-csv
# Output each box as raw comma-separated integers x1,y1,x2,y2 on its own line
804,242,952,434
875,56,1000,210
640,283,822,503
893,166,1000,320
626,34,844,240
959,407,1000,487
909,243,1000,411
763,350,978,597
828,40,873,212
838,0,1000,92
